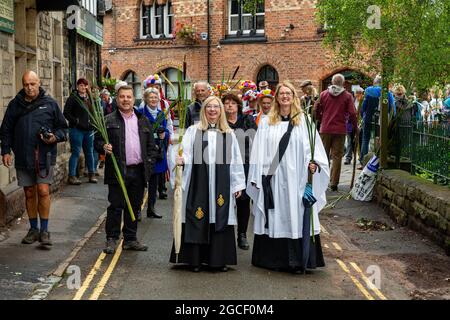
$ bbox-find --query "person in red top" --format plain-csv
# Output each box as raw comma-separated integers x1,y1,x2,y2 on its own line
314,73,358,191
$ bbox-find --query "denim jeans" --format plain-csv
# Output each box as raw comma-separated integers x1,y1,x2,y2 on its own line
69,128,95,177
344,133,355,162
359,123,372,164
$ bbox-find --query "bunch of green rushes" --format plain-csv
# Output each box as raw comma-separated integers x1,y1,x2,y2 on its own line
71,87,136,222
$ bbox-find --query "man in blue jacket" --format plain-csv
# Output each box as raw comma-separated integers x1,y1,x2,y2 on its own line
0,71,68,246
359,75,396,168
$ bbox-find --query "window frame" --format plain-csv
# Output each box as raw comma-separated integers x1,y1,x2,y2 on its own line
140,0,174,40
228,0,265,36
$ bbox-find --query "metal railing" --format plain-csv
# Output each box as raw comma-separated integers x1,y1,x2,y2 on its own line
410,121,450,185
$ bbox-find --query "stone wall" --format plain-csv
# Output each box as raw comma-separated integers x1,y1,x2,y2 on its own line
375,170,450,255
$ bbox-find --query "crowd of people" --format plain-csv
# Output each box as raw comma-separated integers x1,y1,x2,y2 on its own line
2,69,447,275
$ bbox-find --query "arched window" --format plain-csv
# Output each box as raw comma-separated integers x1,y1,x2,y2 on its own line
141,0,174,39
257,65,279,90
122,71,142,102
160,67,191,101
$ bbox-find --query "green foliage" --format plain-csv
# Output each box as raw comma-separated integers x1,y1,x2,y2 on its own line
239,0,265,15
101,77,118,96
316,0,450,92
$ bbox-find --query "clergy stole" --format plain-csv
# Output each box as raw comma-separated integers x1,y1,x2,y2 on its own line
261,121,294,228
185,129,232,244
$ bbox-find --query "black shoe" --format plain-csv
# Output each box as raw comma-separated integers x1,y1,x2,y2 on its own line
344,160,351,165
159,192,168,200
147,211,162,219
237,233,250,250
330,185,338,192
39,231,53,246
122,240,148,251
103,238,117,254
22,228,40,244
220,266,229,272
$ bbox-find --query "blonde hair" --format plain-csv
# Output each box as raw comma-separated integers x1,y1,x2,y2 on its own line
268,81,302,126
198,96,232,133
393,84,406,96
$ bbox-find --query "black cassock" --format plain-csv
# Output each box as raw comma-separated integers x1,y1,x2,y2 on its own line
170,129,237,267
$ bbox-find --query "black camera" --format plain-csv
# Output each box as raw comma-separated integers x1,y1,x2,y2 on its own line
38,126,53,140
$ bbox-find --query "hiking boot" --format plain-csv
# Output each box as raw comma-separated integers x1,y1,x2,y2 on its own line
39,231,53,246
122,240,148,251
103,238,117,254
68,176,82,185
21,229,40,244
88,173,98,183
237,233,250,250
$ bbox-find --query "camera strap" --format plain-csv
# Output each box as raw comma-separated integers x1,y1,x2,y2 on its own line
34,144,51,179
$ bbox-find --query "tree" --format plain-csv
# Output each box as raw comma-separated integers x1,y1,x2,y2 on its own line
316,0,450,167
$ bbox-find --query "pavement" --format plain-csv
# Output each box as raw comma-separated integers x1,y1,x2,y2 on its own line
0,159,449,300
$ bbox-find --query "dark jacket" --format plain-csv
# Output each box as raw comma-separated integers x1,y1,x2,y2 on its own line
94,109,158,185
185,100,203,127
0,87,68,170
227,114,257,165
63,91,94,131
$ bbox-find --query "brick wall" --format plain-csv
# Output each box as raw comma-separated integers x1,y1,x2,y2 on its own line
102,0,370,92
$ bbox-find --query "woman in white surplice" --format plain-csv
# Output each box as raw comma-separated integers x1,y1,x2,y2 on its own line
169,95,246,272
247,81,330,274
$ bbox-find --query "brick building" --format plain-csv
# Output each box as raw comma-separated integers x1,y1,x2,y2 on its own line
0,0,104,226
102,0,372,103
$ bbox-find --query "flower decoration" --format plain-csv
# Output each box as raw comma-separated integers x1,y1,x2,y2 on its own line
243,89,259,101
173,22,199,44
212,83,231,97
239,80,257,92
257,89,275,100
143,74,162,89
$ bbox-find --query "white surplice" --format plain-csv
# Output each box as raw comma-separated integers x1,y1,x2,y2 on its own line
168,124,246,225
246,115,330,239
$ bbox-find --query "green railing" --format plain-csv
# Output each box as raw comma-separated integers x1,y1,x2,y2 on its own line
410,121,450,185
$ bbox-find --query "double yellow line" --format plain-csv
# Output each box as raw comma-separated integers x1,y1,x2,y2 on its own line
73,192,148,300
321,225,387,300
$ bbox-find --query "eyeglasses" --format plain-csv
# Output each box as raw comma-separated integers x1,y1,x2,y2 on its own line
206,105,221,109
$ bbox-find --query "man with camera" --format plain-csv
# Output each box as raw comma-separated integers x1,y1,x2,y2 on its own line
0,71,68,246
95,85,158,254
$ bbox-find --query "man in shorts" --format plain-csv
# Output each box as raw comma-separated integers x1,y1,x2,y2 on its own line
0,71,68,247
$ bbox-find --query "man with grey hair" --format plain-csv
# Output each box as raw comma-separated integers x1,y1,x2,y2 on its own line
185,81,211,127
314,73,358,191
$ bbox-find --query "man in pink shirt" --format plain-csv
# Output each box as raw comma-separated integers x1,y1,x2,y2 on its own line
95,85,158,254
314,74,358,191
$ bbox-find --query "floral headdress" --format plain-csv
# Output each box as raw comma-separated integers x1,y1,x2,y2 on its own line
242,89,259,101
257,89,275,100
239,80,257,91
143,74,162,89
